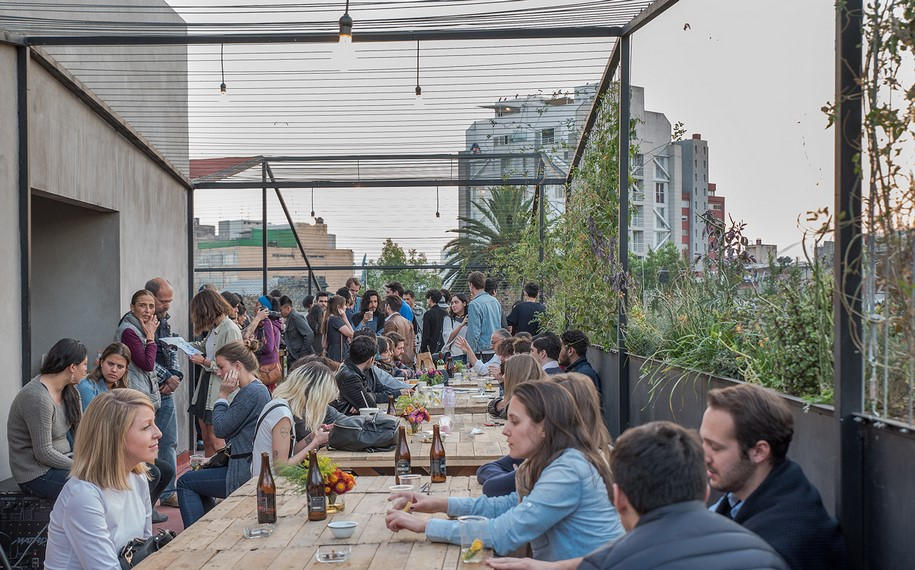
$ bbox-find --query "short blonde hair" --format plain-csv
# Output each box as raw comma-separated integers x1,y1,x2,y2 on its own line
71,389,152,490
272,362,338,435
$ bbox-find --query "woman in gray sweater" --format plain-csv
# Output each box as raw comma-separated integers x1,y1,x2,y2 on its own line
176,340,270,527
7,338,87,499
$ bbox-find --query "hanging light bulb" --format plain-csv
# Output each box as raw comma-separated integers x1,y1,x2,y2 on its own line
219,43,227,94
337,0,355,71
310,187,316,218
435,186,440,218
413,40,425,109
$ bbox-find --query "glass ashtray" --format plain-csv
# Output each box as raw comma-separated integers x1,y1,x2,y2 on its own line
315,545,352,563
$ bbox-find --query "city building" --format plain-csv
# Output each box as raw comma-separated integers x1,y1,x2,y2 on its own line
461,85,725,264
195,220,354,293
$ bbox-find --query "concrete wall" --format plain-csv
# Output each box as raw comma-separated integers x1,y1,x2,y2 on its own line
0,43,191,479
0,44,23,483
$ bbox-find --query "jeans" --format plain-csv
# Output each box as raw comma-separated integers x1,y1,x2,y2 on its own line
19,467,69,499
148,458,175,507
155,394,178,500
177,466,228,527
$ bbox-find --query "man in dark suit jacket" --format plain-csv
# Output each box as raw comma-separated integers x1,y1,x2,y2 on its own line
532,332,562,375
700,384,847,570
420,289,447,355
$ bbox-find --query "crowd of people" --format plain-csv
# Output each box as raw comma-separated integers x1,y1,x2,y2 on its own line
5,271,848,569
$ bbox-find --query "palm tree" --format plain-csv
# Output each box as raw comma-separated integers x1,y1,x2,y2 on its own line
443,185,533,287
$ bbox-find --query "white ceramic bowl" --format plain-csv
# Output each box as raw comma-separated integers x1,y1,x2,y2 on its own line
358,407,379,416
327,521,358,539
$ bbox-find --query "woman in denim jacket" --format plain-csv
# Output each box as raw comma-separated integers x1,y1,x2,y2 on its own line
386,382,623,561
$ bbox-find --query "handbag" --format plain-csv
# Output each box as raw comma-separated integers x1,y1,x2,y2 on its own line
328,413,397,452
201,446,230,469
258,361,283,386
118,529,176,569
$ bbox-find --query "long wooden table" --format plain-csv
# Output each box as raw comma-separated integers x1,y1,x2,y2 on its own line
326,414,508,473
137,476,487,569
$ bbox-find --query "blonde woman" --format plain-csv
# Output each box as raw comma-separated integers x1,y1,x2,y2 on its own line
44,389,160,569
250,361,339,477
187,288,242,456
487,353,547,420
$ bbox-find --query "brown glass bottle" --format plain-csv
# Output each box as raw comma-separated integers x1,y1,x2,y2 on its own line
430,424,447,483
306,450,327,521
394,426,411,485
445,354,455,378
387,395,396,415
257,452,277,524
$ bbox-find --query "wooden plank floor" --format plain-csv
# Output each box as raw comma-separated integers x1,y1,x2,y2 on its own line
136,476,488,570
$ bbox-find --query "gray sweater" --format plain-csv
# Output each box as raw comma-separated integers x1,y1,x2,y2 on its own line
7,377,73,483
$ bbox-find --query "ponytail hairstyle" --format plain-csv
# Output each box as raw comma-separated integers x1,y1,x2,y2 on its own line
512,382,614,501
40,338,87,432
130,289,155,306
214,338,262,372
87,342,132,389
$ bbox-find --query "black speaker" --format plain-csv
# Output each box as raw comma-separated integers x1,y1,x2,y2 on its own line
0,488,53,569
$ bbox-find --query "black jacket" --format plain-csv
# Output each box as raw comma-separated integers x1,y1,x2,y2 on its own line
331,360,377,414
719,459,847,570
580,501,788,570
420,305,447,355
566,356,600,392
283,310,314,360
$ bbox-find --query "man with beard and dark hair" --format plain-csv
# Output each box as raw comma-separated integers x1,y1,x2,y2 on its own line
700,384,847,570
558,330,600,391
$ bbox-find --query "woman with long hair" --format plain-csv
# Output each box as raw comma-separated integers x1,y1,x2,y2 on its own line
487,353,545,420
321,294,354,363
76,342,174,523
177,340,271,527
551,372,612,458
353,289,384,334
187,288,242,456
386,382,623,561
115,289,161,410
7,338,86,499
250,361,338,476
442,293,469,360
77,342,131,409
44,389,161,568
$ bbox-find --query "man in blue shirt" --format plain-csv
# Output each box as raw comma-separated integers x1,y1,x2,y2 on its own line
385,281,414,323
465,271,503,354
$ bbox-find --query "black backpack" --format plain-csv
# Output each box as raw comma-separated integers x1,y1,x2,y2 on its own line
328,413,397,452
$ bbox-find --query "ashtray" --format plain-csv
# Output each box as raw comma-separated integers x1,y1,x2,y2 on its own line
468,428,484,436
316,545,352,563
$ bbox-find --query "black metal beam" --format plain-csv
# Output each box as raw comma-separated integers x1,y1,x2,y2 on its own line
27,48,191,190
186,186,196,453
265,163,322,292
17,46,31,385
261,161,268,295
263,153,549,163
622,0,680,35
616,35,631,433
24,26,622,47
193,177,562,190
834,0,864,567
567,38,621,185
195,264,487,273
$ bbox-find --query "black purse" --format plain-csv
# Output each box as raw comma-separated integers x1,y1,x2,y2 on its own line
201,446,230,469
118,529,176,568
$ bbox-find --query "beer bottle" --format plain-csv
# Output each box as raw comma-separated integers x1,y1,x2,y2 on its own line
387,395,396,415
257,452,277,524
430,424,447,483
395,426,411,485
306,450,327,521
445,355,455,379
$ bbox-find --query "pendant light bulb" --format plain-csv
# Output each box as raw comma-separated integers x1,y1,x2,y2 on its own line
336,0,355,70
218,44,227,95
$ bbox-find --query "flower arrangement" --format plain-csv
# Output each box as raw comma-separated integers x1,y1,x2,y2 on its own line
277,455,356,511
454,360,466,373
394,394,431,433
418,368,446,385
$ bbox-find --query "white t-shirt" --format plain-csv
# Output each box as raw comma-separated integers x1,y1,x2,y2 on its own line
442,315,468,357
251,398,295,478
45,472,151,570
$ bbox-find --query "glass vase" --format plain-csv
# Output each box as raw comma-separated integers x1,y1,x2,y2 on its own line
327,493,345,514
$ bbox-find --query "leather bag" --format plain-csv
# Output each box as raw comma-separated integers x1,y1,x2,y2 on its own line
328,413,397,452
118,529,176,568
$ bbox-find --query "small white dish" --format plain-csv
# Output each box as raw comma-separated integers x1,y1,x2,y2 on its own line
327,521,358,539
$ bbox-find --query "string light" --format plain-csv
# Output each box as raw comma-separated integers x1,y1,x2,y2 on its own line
337,0,355,71
219,43,226,94
435,186,440,218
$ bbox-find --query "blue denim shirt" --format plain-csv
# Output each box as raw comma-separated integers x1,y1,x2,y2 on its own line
425,448,623,561
465,292,502,352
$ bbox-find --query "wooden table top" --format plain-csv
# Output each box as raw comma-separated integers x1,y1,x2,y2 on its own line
326,413,507,470
136,476,487,570
423,387,498,415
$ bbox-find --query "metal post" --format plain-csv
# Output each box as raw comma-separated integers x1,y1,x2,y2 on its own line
261,160,268,295
834,0,864,567
617,35,631,433
264,164,322,293
186,186,196,453
17,46,31,385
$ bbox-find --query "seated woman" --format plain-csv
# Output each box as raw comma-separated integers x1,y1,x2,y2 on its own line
77,342,174,524
7,338,86,499
250,361,337,476
177,340,271,527
386,382,624,561
486,353,545,420
44,388,159,569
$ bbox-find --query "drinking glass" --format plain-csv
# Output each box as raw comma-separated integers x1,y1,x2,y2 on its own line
458,516,488,564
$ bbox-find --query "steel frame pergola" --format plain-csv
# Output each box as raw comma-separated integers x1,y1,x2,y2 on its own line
7,1,869,564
